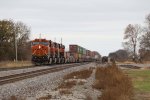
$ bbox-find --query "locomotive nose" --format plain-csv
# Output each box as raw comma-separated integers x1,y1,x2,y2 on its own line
32,45,47,56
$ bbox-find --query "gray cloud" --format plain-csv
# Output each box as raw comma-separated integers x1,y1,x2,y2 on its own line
0,0,150,55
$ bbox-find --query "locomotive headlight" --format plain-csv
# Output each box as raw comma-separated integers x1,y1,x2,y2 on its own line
39,45,41,49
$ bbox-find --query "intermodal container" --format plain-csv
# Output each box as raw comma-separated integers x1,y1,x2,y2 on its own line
65,51,70,58
69,45,79,53
82,54,86,61
83,48,86,55
78,54,81,59
86,50,91,56
78,46,82,54
70,52,79,60
81,47,84,54
91,51,95,58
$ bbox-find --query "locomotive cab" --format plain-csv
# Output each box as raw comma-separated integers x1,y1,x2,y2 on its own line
31,39,49,64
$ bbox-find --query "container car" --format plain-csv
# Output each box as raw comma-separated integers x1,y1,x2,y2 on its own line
31,39,101,64
69,45,79,53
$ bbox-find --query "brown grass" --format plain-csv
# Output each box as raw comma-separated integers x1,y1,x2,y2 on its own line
37,95,52,100
10,95,25,100
63,68,93,80
59,89,72,95
10,96,17,100
0,61,33,68
56,68,93,91
142,61,150,64
134,91,150,100
58,80,77,89
85,95,92,100
78,80,86,85
93,64,134,100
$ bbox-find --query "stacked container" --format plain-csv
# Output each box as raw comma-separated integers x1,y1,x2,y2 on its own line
69,45,79,53
69,45,79,62
86,50,91,61
83,48,86,55
69,45,83,62
64,51,69,63
69,44,100,62
79,46,83,54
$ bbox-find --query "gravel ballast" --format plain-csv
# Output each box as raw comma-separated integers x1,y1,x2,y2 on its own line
0,63,95,100
0,66,52,77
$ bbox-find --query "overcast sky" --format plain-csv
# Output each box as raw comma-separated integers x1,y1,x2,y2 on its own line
0,0,150,56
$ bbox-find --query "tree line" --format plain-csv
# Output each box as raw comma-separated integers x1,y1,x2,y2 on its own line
123,13,150,61
109,13,150,62
0,19,31,61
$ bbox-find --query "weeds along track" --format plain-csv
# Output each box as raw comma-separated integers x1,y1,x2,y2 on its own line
0,63,89,85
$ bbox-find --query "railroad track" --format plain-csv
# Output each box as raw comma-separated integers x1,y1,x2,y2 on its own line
0,62,89,85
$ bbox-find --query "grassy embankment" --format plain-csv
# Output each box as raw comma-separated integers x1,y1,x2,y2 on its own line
49,64,134,100
124,69,150,100
0,61,33,68
93,64,133,100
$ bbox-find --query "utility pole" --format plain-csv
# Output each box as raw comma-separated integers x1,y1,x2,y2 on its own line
39,33,41,39
54,37,56,42
15,31,18,62
61,38,62,44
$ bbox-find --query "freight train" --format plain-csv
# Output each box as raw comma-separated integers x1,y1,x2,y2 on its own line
31,38,101,64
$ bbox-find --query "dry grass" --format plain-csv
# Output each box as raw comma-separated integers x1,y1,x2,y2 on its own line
0,61,33,68
134,91,150,100
10,95,25,100
37,95,52,100
93,64,134,100
58,80,77,89
56,68,93,94
63,68,93,80
116,60,150,64
143,67,150,69
78,80,86,85
58,68,93,89
59,89,72,95
142,61,150,64
85,95,92,100
10,96,17,100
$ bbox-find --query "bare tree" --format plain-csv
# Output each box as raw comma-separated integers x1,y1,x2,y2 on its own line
139,14,150,60
123,24,141,61
140,32,150,50
146,14,150,29
140,14,150,49
0,19,31,61
15,22,31,60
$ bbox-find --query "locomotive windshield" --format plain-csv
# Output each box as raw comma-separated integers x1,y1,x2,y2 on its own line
41,42,49,46
32,42,49,46
32,42,39,46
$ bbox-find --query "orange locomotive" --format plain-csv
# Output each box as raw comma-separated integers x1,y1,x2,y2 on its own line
31,39,65,64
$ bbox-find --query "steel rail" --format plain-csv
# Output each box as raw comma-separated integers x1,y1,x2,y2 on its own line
0,63,89,85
